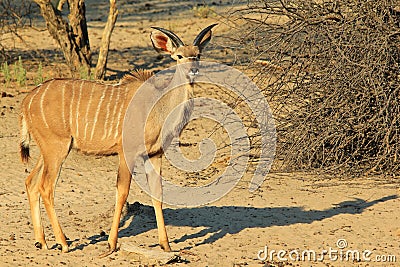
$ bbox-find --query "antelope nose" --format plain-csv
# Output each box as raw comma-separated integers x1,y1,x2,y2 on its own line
189,68,199,76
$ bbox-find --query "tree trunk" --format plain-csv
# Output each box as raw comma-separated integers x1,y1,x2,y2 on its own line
34,0,91,77
68,0,91,75
94,0,118,80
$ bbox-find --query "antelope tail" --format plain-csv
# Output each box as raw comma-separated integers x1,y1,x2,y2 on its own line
20,113,30,163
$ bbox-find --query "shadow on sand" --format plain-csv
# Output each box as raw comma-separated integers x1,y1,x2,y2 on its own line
75,194,397,252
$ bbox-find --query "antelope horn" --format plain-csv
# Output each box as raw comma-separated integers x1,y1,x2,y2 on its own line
151,26,184,47
193,23,218,46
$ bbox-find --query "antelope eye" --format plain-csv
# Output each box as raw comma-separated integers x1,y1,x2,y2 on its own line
177,55,183,59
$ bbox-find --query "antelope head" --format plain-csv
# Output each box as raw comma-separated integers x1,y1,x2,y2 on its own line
150,24,217,84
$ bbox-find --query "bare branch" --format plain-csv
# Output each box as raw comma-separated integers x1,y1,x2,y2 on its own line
94,0,118,80
232,0,400,175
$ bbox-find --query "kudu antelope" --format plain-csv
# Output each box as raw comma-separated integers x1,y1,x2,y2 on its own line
19,24,217,256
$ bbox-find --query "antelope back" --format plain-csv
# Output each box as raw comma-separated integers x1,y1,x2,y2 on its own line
21,78,142,155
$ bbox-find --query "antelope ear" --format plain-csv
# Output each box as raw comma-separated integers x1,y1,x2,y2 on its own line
150,31,177,54
193,24,218,51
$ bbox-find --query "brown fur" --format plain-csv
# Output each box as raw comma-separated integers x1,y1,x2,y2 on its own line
120,69,153,84
20,25,216,256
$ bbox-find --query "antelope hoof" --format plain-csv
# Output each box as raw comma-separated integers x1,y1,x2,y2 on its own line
55,243,69,253
98,243,118,258
34,242,42,249
160,242,172,252
99,248,115,258
34,241,48,250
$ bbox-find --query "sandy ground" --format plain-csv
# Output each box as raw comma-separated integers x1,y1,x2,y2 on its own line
1,0,399,266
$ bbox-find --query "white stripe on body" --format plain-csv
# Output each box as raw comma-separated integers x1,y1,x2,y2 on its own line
39,80,53,129
27,87,41,116
90,86,108,140
75,81,84,138
107,88,121,139
83,82,95,140
102,87,115,140
113,86,128,138
61,80,68,130
69,81,76,134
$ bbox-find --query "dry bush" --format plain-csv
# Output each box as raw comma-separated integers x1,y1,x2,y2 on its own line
0,0,38,60
232,0,400,175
